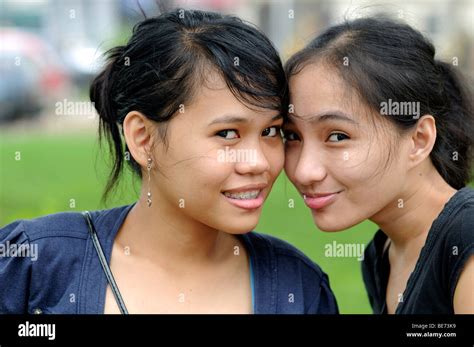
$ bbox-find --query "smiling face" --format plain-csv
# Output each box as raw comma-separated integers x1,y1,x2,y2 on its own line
146,72,284,234
284,63,413,231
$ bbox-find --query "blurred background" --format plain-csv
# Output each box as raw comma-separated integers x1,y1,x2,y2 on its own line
1,0,473,313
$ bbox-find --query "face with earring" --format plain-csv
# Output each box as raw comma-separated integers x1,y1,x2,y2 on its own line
124,71,285,234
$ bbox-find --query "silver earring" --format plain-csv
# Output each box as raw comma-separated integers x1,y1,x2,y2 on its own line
146,157,152,207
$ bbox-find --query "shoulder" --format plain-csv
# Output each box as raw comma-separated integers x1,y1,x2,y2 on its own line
245,232,338,314
1,204,132,243
442,187,474,247
439,188,474,296
1,212,87,244
0,204,133,269
435,187,474,270
0,204,132,313
0,211,89,275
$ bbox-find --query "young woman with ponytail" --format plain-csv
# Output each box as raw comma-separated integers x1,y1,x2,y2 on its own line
283,16,474,314
0,9,338,314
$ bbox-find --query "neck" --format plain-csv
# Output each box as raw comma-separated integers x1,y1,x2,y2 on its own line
115,189,235,268
370,166,457,255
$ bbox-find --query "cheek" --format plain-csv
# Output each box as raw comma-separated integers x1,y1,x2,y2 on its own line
332,143,384,187
283,145,299,179
269,145,285,177
158,145,233,199
336,146,406,210
184,155,233,191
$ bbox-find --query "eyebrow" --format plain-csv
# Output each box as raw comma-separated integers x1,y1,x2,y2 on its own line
288,111,357,125
209,113,283,126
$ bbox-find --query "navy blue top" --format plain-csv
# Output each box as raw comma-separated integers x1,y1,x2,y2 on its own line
0,204,338,314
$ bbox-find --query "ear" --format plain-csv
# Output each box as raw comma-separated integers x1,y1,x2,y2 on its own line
123,111,155,168
408,115,437,168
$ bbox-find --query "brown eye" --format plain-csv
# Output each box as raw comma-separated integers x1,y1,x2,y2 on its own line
282,129,300,142
216,129,240,139
262,126,280,137
327,132,349,142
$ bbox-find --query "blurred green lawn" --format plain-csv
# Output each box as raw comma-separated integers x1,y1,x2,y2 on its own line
0,131,377,313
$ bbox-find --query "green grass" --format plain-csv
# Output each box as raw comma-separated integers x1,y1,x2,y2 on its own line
0,131,376,313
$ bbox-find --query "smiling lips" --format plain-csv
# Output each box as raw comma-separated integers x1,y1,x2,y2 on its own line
222,183,267,210
221,184,340,211
303,191,342,210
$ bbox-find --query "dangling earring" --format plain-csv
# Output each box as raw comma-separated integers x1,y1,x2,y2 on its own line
146,157,152,207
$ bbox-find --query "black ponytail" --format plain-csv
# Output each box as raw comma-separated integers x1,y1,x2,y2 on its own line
431,61,473,189
90,46,128,202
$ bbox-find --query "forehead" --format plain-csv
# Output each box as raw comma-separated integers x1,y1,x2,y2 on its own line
181,69,280,123
288,63,355,120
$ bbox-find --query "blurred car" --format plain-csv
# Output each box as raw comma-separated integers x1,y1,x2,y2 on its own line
0,52,42,122
0,28,70,123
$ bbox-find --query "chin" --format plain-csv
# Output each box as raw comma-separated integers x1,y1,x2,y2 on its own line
312,214,352,232
315,216,365,232
316,224,346,232
225,222,259,234
220,215,260,235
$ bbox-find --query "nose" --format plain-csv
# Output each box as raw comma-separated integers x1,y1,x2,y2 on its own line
234,143,271,175
291,144,327,187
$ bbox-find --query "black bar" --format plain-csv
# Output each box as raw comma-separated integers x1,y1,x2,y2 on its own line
0,315,472,346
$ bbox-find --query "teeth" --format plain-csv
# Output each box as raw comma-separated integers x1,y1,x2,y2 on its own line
223,190,260,200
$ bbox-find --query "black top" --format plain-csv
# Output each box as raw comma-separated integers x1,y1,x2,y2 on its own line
362,187,474,314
